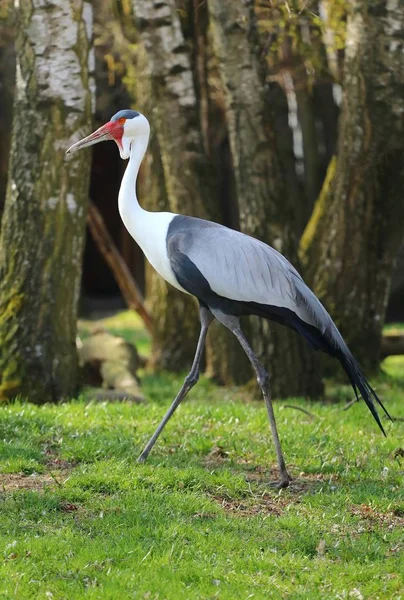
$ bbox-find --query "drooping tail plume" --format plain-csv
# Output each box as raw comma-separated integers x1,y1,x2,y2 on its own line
291,278,392,434
339,354,392,435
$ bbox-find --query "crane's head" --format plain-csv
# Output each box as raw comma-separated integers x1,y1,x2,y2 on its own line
66,110,150,160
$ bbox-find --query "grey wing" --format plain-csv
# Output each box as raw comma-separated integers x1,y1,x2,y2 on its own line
168,217,319,328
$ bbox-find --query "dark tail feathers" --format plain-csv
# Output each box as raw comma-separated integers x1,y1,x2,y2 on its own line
290,278,391,434
339,354,392,435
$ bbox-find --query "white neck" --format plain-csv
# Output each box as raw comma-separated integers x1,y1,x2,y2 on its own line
118,134,149,234
115,130,185,295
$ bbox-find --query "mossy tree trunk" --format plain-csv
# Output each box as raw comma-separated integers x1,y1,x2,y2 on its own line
208,0,323,398
300,0,404,372
0,0,95,402
132,0,250,380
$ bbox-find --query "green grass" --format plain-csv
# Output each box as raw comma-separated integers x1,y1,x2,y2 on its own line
0,315,403,599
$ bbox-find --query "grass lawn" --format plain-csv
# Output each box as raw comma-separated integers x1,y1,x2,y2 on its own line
0,312,403,599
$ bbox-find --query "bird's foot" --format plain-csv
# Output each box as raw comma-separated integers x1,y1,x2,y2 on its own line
137,451,148,464
269,473,291,490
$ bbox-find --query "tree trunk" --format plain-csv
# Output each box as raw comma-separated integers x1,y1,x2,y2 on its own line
294,68,321,215
300,0,404,372
132,0,250,380
143,119,202,369
208,0,323,398
0,0,94,403
0,0,15,216
193,0,252,384
130,36,202,371
387,241,404,322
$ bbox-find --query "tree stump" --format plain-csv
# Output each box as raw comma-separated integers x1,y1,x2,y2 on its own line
78,331,145,403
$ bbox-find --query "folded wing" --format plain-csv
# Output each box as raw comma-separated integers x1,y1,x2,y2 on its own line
167,215,319,329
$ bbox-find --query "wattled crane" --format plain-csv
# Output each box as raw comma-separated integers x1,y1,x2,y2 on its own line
67,110,391,488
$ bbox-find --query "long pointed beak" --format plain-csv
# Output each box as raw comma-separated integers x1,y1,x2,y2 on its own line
66,123,113,154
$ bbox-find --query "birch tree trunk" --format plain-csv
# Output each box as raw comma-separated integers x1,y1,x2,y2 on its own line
131,34,202,371
133,0,250,380
0,0,15,214
208,0,323,398
0,0,95,402
300,0,404,372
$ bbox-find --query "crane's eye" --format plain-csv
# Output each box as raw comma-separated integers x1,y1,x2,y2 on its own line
119,117,126,124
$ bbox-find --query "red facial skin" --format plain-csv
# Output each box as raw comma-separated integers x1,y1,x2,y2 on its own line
105,119,125,150
66,117,126,155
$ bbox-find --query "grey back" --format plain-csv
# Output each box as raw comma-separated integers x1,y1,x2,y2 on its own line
167,216,351,355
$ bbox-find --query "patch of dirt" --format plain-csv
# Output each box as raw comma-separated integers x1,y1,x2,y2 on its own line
210,468,331,516
1,459,72,493
41,444,77,470
350,504,404,530
211,493,293,517
59,502,79,512
242,464,338,493
203,445,230,465
288,471,339,494
0,472,59,492
45,456,75,471
204,452,338,495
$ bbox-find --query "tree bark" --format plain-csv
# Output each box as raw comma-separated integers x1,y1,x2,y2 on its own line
144,121,203,370
300,0,404,372
208,0,323,398
132,0,250,380
294,68,321,215
193,0,252,384
133,0,217,218
0,0,15,215
130,37,202,371
0,0,95,402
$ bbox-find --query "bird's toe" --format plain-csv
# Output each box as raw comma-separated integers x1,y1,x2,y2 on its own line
269,473,291,490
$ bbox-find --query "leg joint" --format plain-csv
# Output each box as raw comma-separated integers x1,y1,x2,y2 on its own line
185,370,199,387
256,367,270,389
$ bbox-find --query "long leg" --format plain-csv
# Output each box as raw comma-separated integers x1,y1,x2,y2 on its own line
137,305,213,463
212,310,291,488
